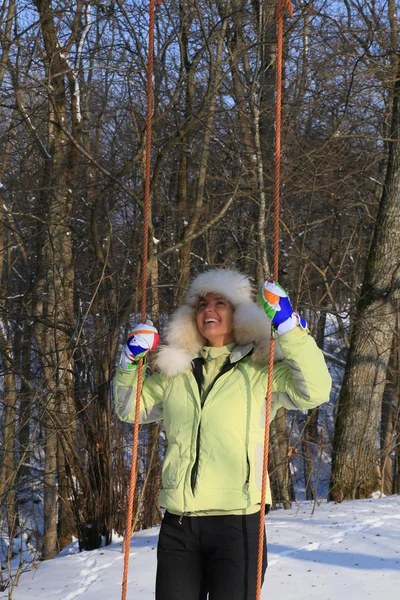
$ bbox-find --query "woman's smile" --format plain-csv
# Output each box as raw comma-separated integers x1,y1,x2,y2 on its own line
196,293,234,346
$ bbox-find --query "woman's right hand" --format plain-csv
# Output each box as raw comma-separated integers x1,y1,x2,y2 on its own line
120,321,160,369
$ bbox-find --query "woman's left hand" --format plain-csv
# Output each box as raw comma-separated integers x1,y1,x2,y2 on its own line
259,279,307,335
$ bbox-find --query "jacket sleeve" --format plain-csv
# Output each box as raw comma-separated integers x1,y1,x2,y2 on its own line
272,327,332,410
113,362,168,424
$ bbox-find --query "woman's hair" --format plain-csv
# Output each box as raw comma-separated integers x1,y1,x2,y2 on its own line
195,293,234,312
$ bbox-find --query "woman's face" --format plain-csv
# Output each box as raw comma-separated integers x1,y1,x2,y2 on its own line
195,293,234,347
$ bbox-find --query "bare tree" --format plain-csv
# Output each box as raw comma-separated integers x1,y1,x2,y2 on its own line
330,52,400,501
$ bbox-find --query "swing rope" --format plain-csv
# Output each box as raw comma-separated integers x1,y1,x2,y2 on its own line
256,1,293,598
121,1,162,599
121,1,291,598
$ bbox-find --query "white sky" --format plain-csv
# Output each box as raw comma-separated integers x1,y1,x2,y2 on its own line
9,494,400,600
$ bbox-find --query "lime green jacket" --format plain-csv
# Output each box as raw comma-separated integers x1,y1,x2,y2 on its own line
114,327,331,512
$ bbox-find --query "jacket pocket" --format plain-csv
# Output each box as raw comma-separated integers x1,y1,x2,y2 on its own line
161,442,180,489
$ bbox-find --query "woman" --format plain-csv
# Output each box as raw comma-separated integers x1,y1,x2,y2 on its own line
114,269,331,600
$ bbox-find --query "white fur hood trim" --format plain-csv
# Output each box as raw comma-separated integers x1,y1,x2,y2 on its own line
155,300,284,377
185,269,253,308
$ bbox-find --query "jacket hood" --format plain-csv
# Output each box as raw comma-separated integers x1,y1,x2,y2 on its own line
185,269,253,308
155,269,284,376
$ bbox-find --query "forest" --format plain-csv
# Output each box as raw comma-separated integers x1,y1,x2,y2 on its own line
0,0,399,577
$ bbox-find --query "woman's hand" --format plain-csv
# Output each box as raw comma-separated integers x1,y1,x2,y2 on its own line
120,321,160,369
259,279,307,336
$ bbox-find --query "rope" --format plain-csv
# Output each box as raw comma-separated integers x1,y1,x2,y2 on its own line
256,1,293,598
121,1,162,598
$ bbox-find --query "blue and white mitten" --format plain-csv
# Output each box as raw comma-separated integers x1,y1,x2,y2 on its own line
120,321,160,370
259,279,307,336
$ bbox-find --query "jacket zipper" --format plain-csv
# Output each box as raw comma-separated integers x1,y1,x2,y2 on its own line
189,358,236,494
190,425,202,493
244,455,250,499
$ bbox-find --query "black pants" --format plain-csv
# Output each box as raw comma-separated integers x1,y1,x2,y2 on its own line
155,511,267,600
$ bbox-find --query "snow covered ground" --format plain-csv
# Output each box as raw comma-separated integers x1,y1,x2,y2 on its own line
9,495,400,600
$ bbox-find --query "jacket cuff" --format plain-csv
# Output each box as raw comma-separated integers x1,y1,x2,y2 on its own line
278,325,309,346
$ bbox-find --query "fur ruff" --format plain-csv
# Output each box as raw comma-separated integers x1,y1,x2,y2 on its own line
155,269,283,377
185,269,254,308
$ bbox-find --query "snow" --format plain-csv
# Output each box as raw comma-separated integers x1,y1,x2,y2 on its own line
10,495,400,599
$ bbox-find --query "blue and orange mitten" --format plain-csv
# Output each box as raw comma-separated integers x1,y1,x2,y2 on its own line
260,279,307,336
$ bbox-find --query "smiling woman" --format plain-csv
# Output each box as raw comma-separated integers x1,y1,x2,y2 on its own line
113,268,332,600
195,293,234,346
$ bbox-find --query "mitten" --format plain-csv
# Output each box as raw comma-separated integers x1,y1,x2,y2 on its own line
260,279,307,336
120,321,160,369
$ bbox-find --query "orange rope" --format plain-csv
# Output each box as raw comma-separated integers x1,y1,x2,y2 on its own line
121,1,161,598
256,1,292,598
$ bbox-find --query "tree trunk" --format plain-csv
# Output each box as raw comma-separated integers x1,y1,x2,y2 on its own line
0,0,16,89
380,317,399,495
381,390,394,495
0,202,18,536
31,0,80,554
141,424,162,529
177,0,230,301
330,58,400,502
42,413,58,560
57,435,76,549
270,407,292,509
176,0,195,304
257,0,278,170
17,320,33,489
303,408,319,500
394,406,400,494
0,365,17,536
